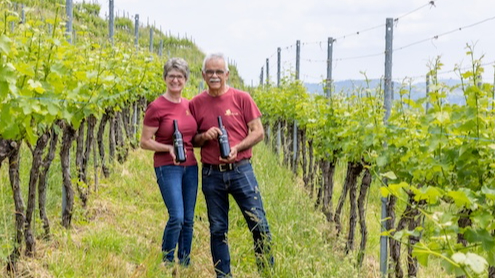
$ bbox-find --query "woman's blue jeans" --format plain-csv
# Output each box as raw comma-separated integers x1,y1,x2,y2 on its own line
202,162,273,278
155,165,198,265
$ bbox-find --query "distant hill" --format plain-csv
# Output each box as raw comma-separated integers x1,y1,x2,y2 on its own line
304,79,466,105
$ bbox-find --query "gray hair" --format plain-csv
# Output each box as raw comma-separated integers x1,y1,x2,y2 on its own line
163,57,190,80
202,53,230,72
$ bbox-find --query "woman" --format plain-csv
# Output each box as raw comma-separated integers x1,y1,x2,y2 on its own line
140,58,198,266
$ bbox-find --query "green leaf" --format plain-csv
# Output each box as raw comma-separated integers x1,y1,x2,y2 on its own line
0,81,8,99
0,34,11,55
15,62,35,78
434,111,450,124
376,155,388,167
46,102,60,116
444,252,465,276
414,186,443,204
61,109,73,123
2,123,20,140
6,15,19,22
20,100,32,114
0,63,17,84
411,242,430,267
447,190,472,208
471,211,493,229
31,102,42,114
388,182,409,196
465,252,487,274
380,186,390,198
28,79,45,94
481,186,495,200
451,252,487,275
488,250,495,266
392,230,405,241
464,228,495,251
23,116,37,145
51,63,68,76
452,252,466,264
381,171,397,180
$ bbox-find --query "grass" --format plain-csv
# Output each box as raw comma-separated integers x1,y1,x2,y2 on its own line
0,142,455,277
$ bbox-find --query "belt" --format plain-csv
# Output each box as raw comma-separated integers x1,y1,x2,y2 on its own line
203,159,250,172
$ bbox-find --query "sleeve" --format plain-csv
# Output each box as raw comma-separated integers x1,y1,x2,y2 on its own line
143,103,159,127
241,92,262,124
188,99,196,119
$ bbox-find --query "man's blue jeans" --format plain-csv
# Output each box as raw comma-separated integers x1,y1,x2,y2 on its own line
202,162,273,277
155,165,198,265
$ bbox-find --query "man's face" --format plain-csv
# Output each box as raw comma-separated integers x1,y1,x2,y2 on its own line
203,58,229,91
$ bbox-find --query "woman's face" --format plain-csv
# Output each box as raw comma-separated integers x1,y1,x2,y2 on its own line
165,69,186,94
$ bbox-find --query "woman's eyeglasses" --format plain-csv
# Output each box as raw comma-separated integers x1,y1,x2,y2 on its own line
166,75,185,81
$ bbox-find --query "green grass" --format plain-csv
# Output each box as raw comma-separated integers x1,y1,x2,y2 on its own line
0,142,456,277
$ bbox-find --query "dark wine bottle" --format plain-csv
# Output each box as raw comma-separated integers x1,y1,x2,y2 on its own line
217,116,231,159
173,120,186,163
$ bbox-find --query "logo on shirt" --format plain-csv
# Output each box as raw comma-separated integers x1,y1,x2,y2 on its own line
225,109,239,116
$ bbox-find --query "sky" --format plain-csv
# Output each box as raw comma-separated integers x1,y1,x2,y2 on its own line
84,0,495,86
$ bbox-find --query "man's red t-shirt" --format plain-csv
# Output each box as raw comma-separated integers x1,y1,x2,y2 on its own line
143,96,197,167
189,88,262,164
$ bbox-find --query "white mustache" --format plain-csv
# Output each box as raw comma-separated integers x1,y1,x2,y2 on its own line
209,78,221,82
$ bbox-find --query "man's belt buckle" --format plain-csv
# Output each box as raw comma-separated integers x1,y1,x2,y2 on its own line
218,163,233,172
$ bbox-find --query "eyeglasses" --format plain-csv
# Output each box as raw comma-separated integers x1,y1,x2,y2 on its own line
166,74,185,81
204,69,226,76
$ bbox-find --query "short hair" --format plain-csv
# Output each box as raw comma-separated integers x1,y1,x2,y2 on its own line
163,57,190,80
202,53,230,73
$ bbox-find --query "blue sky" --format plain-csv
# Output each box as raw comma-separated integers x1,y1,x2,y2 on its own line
88,0,495,86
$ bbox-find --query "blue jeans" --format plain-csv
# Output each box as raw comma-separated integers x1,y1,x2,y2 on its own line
202,162,273,278
155,165,198,265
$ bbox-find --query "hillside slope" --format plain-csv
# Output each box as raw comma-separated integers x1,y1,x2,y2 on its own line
1,143,373,278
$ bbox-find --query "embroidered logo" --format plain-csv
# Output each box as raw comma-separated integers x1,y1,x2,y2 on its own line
225,109,239,116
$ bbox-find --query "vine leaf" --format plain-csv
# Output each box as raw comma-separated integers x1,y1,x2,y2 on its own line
381,171,397,180
464,227,495,251
452,252,488,274
411,242,431,267
481,185,495,200
0,34,11,55
446,190,472,208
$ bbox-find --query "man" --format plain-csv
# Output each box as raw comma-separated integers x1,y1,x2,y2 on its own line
189,53,273,278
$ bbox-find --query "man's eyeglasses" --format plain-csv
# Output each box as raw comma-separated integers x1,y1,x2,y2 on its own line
166,74,185,81
204,70,225,76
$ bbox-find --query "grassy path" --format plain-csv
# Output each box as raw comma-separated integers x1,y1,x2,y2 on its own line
1,143,449,277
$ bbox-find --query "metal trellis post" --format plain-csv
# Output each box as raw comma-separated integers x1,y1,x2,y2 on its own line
266,58,270,86
381,17,394,278
293,40,300,170
149,27,153,52
326,37,333,99
134,14,139,49
277,47,281,87
109,0,114,44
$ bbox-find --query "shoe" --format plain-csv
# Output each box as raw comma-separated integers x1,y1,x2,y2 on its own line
162,260,174,268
